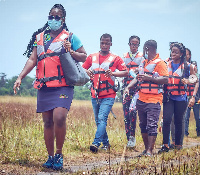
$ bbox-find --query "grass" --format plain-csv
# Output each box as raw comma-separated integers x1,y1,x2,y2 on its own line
0,95,200,174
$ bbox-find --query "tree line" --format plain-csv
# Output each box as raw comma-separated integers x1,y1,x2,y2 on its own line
0,73,91,100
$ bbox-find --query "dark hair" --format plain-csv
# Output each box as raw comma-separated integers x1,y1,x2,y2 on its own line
144,40,157,50
23,4,69,58
171,42,187,77
186,48,192,63
171,43,186,65
129,35,140,44
100,33,112,42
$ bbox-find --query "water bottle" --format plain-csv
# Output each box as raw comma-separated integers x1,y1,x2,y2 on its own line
129,92,139,111
138,65,144,74
129,69,137,78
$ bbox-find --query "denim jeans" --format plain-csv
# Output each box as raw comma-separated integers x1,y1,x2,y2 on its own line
91,98,115,147
185,103,200,136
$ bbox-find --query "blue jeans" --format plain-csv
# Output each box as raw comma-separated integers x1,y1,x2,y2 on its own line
91,98,115,147
185,103,200,136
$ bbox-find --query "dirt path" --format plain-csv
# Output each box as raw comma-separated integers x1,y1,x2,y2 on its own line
61,138,200,173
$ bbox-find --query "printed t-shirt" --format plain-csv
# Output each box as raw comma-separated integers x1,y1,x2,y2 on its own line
82,53,127,99
138,54,169,104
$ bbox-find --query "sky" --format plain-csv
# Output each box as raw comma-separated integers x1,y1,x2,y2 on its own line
0,0,200,79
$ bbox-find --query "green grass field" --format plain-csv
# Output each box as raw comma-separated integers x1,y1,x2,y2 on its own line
0,96,200,174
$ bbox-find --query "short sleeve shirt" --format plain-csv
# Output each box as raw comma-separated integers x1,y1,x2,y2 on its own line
82,53,127,98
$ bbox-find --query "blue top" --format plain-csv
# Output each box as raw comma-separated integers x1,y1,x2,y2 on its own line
169,61,189,101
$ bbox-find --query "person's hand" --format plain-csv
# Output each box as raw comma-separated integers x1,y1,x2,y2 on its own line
63,40,71,52
137,74,151,81
181,78,189,85
13,77,22,94
105,69,113,78
188,96,195,107
86,69,94,79
123,87,130,100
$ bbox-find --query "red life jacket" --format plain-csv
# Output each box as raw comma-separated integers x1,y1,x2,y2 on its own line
123,52,143,86
90,52,118,97
34,29,70,89
167,61,188,95
187,84,195,96
138,55,163,94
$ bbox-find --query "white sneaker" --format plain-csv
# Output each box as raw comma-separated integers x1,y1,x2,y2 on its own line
127,136,136,147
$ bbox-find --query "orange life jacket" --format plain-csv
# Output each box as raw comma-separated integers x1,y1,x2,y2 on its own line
34,29,70,89
138,56,163,94
90,52,118,97
122,52,143,87
167,61,188,95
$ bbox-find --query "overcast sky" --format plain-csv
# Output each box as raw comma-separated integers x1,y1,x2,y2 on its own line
1,0,200,79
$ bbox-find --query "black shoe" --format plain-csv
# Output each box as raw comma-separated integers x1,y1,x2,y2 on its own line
175,145,183,150
90,144,98,153
158,145,169,154
169,144,175,150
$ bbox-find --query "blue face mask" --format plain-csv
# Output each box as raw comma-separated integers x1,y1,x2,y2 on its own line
144,53,148,59
48,19,62,31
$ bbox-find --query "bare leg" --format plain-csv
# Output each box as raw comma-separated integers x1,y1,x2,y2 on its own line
147,136,156,154
53,107,68,154
141,133,148,151
42,110,54,156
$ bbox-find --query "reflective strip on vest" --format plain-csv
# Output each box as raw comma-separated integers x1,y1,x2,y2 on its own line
139,58,163,94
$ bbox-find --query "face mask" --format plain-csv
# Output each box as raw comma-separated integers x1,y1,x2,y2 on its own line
48,19,62,31
144,53,148,59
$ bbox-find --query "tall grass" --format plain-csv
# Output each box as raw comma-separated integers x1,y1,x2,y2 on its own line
0,96,199,174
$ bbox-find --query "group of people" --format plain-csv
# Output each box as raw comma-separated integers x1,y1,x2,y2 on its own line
13,4,199,170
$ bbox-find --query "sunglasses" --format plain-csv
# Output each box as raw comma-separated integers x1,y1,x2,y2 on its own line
129,43,140,47
48,15,63,21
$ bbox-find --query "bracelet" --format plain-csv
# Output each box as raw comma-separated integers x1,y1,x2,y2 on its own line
192,95,197,98
70,49,74,55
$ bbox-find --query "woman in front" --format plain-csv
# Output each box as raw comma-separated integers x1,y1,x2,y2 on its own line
158,43,198,153
13,4,87,170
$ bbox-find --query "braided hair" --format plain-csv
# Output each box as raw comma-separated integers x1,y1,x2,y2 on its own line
171,42,187,77
23,4,69,58
185,48,191,63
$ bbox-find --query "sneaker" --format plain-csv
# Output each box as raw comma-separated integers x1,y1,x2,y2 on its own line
100,144,111,151
158,145,169,154
127,136,136,148
169,144,175,150
42,155,54,169
90,144,98,153
53,154,63,170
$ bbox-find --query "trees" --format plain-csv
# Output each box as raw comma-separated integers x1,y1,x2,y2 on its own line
0,73,91,100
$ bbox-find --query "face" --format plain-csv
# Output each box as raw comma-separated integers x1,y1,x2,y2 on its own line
100,37,112,52
129,38,140,54
186,49,191,62
49,8,65,24
171,46,182,62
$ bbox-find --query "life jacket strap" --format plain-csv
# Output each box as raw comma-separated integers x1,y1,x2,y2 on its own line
38,52,61,62
126,65,138,68
93,70,106,74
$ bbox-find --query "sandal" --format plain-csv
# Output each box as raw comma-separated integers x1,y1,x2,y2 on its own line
137,150,146,157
